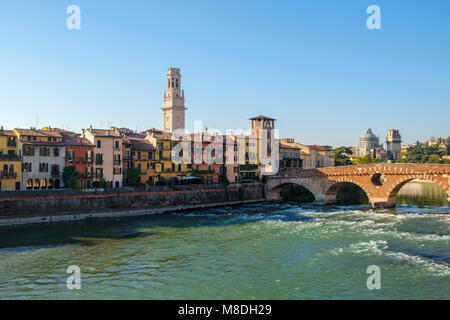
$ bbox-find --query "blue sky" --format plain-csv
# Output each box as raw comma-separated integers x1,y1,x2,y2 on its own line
0,0,449,147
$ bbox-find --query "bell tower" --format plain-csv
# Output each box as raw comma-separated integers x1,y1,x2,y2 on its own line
162,68,187,133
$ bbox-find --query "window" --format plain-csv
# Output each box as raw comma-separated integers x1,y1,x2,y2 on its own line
23,163,32,172
67,150,74,161
39,163,48,172
97,140,101,148
115,141,120,150
53,148,59,157
39,147,50,157
51,165,60,175
148,152,152,160
138,152,141,160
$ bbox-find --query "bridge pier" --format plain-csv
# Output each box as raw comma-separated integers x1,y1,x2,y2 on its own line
369,197,396,209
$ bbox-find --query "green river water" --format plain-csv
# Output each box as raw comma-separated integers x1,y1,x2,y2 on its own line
0,181,448,299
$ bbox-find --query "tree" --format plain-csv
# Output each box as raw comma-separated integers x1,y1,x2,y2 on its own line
127,167,141,187
332,146,352,166
428,154,441,164
405,143,444,163
62,165,79,189
352,153,380,165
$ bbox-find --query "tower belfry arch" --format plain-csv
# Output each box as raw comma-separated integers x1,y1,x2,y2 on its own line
162,68,187,133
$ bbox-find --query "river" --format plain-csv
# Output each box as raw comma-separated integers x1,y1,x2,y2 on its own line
0,180,448,299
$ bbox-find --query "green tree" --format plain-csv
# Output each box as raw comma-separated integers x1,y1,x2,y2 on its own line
62,165,79,189
428,154,441,164
127,167,141,187
332,146,352,166
405,143,444,163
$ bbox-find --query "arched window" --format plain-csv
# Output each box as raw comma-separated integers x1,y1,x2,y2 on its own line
2,164,8,173
40,179,47,189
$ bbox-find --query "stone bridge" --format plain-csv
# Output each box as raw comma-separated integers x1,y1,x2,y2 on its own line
265,164,450,208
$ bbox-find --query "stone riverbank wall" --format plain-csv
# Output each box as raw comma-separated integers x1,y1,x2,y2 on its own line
0,183,264,226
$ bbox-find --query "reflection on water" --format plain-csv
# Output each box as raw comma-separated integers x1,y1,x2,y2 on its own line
397,180,449,207
0,185,448,300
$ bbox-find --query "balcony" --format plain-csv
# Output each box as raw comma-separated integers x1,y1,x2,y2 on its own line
51,171,60,177
87,157,93,163
0,171,17,179
114,159,121,166
0,153,20,161
95,159,103,165
7,140,16,147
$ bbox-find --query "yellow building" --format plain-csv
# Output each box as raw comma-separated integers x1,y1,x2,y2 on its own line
128,136,157,185
0,128,22,191
280,139,334,169
279,141,302,172
142,129,191,183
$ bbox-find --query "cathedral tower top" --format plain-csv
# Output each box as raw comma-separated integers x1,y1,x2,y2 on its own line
162,68,187,133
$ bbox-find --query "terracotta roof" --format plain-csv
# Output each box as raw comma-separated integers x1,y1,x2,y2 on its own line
1,130,16,136
86,128,122,138
125,132,146,139
14,129,62,138
280,143,300,150
249,115,276,121
307,145,330,152
63,136,94,147
129,138,156,151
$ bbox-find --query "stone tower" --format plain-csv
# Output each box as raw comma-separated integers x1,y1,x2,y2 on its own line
386,129,402,160
162,68,187,133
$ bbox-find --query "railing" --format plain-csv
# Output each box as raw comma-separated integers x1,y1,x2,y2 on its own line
96,159,103,165
113,160,121,165
51,171,60,177
0,153,20,160
7,140,16,147
0,171,17,179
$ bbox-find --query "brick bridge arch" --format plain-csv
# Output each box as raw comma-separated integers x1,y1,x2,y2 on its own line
265,164,450,208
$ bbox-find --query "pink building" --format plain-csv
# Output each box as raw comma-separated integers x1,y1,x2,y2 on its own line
83,127,124,188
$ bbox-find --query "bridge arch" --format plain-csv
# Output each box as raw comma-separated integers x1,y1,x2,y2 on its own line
386,177,450,207
266,182,316,202
325,181,370,205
